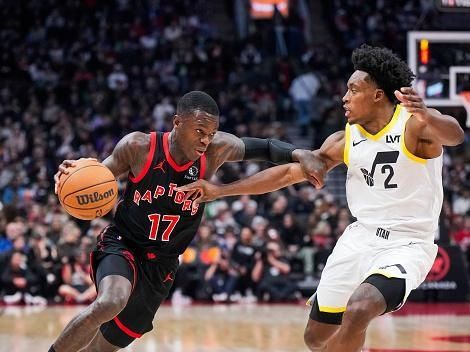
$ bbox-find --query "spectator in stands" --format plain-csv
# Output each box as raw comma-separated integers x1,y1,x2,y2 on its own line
279,212,304,250
205,251,239,302
266,194,289,230
232,196,258,228
279,212,317,279
230,227,258,301
252,241,299,302
29,227,61,299
58,250,96,304
2,250,46,305
57,221,82,259
309,220,335,277
289,69,320,134
453,189,470,216
451,214,470,273
0,221,25,255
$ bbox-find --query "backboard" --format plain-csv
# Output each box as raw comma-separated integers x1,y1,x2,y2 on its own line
408,31,470,126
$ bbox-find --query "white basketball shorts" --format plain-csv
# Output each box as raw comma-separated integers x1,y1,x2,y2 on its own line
308,221,438,314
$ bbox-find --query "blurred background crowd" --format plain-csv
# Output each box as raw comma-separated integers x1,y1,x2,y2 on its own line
0,0,468,306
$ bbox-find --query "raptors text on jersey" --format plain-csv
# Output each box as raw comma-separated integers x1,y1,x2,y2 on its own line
113,132,207,255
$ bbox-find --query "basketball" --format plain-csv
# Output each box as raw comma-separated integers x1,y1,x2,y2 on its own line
57,159,118,220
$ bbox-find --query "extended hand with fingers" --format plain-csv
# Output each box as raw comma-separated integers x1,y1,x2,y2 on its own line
176,180,221,206
394,87,429,122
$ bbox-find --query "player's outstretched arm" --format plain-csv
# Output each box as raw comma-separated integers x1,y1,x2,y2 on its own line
178,162,307,204
395,87,464,150
178,131,345,204
206,131,325,186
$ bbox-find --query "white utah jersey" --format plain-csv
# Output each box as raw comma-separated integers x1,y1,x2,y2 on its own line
344,104,443,240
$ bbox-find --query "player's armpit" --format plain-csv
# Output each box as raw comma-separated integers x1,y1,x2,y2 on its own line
102,132,149,178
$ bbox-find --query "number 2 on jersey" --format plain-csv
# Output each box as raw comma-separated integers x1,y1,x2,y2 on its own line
148,214,180,241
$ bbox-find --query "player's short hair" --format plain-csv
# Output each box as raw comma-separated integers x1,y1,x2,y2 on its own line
176,91,219,117
352,45,415,103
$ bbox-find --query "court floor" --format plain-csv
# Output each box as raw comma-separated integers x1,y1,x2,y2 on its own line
0,303,469,352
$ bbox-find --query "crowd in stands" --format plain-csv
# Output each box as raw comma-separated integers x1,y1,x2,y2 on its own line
0,0,468,305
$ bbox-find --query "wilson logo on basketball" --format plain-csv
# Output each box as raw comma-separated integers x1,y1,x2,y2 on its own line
76,189,115,205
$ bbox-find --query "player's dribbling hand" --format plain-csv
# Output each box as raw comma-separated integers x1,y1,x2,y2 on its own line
54,158,97,194
394,87,429,123
176,180,220,206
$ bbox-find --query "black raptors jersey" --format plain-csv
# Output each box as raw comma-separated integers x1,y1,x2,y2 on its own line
114,132,206,255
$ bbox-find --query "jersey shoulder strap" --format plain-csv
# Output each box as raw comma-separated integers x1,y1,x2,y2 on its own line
128,131,157,183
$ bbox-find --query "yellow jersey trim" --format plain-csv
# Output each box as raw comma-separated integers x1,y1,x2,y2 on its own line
357,104,401,141
400,117,427,164
344,123,351,166
318,305,347,313
368,269,399,279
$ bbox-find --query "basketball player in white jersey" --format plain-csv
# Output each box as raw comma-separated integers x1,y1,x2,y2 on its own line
177,45,464,352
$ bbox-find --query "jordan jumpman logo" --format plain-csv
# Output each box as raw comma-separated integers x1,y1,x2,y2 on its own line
153,160,166,173
163,272,174,283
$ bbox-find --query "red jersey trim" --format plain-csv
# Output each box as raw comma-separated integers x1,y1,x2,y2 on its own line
113,316,142,338
199,154,206,179
163,132,195,172
129,132,157,183
120,250,137,292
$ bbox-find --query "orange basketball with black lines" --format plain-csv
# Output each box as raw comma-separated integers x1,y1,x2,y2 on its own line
57,159,118,220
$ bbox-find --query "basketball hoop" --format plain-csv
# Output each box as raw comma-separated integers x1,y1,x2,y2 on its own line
459,91,470,128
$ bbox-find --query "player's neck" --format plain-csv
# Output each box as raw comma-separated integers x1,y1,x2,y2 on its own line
168,131,191,165
360,104,397,135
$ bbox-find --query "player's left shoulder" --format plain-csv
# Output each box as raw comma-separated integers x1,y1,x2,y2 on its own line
209,131,237,147
204,132,244,177
405,109,440,141
206,131,243,156
404,114,442,159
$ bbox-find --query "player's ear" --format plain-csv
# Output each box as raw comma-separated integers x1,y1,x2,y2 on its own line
173,114,181,128
374,89,385,102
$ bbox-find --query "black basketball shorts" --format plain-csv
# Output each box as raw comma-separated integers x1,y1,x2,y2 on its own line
90,225,179,348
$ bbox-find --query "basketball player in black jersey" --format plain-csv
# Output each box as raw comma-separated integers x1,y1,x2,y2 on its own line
50,91,324,352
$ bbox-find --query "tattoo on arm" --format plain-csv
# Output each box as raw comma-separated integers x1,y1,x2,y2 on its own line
208,131,299,166
208,132,246,165
102,132,148,178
